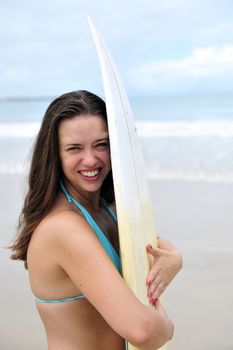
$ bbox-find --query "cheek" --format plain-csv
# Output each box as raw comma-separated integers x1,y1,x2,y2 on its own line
102,151,111,164
60,154,77,172
103,150,111,168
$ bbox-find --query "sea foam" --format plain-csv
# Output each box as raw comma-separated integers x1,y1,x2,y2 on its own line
0,122,40,138
0,120,233,183
136,120,233,138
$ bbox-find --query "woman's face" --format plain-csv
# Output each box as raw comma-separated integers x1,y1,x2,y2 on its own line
59,114,111,195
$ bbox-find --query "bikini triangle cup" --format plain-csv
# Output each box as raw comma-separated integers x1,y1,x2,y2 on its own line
35,180,121,303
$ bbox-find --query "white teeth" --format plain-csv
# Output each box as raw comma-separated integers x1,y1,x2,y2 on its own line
80,169,99,177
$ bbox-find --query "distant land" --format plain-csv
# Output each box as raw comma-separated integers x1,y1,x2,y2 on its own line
0,96,54,103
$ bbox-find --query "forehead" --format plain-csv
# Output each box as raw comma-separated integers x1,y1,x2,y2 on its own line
58,114,108,143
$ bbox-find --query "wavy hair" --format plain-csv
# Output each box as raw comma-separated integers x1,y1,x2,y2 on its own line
10,90,114,267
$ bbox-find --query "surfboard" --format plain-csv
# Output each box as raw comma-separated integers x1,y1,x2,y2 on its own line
87,16,167,350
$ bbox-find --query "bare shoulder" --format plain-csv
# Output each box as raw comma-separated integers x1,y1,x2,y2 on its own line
28,208,99,272
32,209,92,245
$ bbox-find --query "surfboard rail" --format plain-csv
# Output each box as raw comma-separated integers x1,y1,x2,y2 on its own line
87,16,167,350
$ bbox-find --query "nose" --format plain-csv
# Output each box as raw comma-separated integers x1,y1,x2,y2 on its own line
82,149,98,167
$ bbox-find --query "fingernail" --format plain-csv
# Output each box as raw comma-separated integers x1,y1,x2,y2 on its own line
153,297,158,305
146,279,151,286
149,291,153,298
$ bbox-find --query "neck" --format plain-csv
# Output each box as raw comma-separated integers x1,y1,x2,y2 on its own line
62,178,101,210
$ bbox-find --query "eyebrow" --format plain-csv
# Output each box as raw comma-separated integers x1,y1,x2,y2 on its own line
64,137,109,147
95,137,109,142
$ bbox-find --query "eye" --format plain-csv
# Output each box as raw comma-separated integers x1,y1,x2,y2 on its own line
67,146,81,152
95,142,109,150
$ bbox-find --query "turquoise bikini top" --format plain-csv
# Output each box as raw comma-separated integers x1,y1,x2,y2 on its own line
35,181,121,303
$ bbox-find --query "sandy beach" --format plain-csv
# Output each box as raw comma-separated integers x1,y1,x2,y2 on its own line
149,180,233,350
1,174,232,349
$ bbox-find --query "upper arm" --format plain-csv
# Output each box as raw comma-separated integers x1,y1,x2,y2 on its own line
51,212,148,340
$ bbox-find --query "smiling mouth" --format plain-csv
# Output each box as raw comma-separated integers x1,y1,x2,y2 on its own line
79,168,101,178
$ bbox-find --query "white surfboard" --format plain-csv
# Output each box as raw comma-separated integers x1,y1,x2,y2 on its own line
87,16,167,350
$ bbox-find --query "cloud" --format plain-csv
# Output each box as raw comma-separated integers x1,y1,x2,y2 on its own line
1,0,233,96
195,21,233,47
128,46,233,92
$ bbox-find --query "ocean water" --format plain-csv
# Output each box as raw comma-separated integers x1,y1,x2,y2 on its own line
0,94,233,183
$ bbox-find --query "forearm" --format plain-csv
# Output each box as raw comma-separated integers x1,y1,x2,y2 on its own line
143,309,173,349
128,303,174,350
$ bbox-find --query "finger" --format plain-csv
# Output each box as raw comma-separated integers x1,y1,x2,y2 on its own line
148,289,159,306
147,275,161,297
147,290,158,306
146,244,164,258
153,298,159,308
148,274,169,298
146,268,160,287
149,296,159,306
153,281,168,298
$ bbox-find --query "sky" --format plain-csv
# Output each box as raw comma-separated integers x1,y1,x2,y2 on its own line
1,0,233,97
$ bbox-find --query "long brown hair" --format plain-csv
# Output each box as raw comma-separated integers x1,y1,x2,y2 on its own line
10,90,114,267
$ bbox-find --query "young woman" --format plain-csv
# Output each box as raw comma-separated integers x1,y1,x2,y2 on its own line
11,90,182,350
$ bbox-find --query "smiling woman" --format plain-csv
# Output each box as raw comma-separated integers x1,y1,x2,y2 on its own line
9,90,181,350
59,114,111,197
